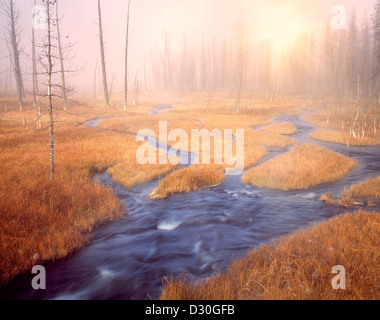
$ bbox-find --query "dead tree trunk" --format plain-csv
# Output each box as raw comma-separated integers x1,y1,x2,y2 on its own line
124,0,131,110
32,0,41,129
144,56,148,95
4,0,24,110
55,0,67,111
97,0,110,107
132,71,139,106
94,57,98,99
46,0,54,181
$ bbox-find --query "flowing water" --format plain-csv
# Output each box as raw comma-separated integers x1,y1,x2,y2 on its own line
1,105,379,300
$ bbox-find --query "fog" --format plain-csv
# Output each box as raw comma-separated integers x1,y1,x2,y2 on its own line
0,0,377,98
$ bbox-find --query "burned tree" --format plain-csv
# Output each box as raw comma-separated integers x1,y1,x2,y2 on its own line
55,0,67,111
32,0,41,129
2,0,25,110
97,0,110,107
35,0,80,180
44,0,55,181
124,0,131,110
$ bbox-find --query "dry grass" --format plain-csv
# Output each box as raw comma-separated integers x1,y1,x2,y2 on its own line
172,96,304,118
0,125,133,285
0,96,183,286
304,107,380,146
245,129,296,147
160,210,380,300
310,129,380,146
242,144,357,191
107,159,178,190
343,175,380,199
262,122,296,135
321,175,380,208
147,165,225,199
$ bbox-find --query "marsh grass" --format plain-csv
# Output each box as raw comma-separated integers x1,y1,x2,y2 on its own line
160,210,380,300
245,129,296,147
0,95,188,285
107,161,178,190
147,165,225,199
310,129,380,146
304,109,380,146
261,122,296,135
0,125,135,285
320,175,380,207
242,144,357,190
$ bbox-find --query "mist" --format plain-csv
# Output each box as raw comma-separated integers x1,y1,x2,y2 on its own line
0,0,378,98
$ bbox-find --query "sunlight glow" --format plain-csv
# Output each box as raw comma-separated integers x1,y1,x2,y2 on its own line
255,4,304,53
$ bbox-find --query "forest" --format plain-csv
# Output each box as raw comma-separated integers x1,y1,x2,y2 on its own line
0,0,379,301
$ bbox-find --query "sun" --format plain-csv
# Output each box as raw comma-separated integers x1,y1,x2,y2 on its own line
255,4,304,54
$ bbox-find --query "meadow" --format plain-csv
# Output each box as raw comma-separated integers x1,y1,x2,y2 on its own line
0,94,378,301
160,210,379,300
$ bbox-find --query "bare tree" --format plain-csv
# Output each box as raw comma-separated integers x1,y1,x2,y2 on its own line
32,0,41,129
2,0,24,110
43,0,55,181
36,0,80,180
124,0,131,110
144,55,148,95
93,57,97,99
132,71,139,106
55,0,67,111
97,0,110,107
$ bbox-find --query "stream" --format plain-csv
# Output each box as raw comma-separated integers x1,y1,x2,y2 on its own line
1,104,379,300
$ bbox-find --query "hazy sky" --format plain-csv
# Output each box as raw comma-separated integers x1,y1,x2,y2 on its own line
0,0,378,96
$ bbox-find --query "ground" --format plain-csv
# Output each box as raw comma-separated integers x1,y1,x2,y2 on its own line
0,94,378,300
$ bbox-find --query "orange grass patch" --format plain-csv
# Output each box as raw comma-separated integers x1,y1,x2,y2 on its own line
242,144,357,190
0,121,166,285
107,157,178,190
160,210,380,300
310,129,380,146
321,175,380,208
262,122,296,135
245,129,296,147
147,165,225,199
342,175,380,199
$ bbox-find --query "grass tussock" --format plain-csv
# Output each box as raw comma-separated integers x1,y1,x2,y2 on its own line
107,161,178,190
160,210,380,300
245,129,296,147
0,125,141,285
310,129,380,146
343,175,380,199
242,144,357,191
147,165,225,199
262,122,296,135
320,175,380,208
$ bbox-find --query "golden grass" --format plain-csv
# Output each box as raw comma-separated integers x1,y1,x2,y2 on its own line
172,96,303,117
320,175,380,208
310,129,380,146
245,129,296,147
160,210,380,300
0,125,132,285
242,144,357,191
0,96,184,285
304,107,380,146
343,175,380,199
262,122,296,135
107,160,178,190
147,165,225,199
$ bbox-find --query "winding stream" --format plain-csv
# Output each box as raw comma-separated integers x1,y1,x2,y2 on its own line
1,105,379,300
